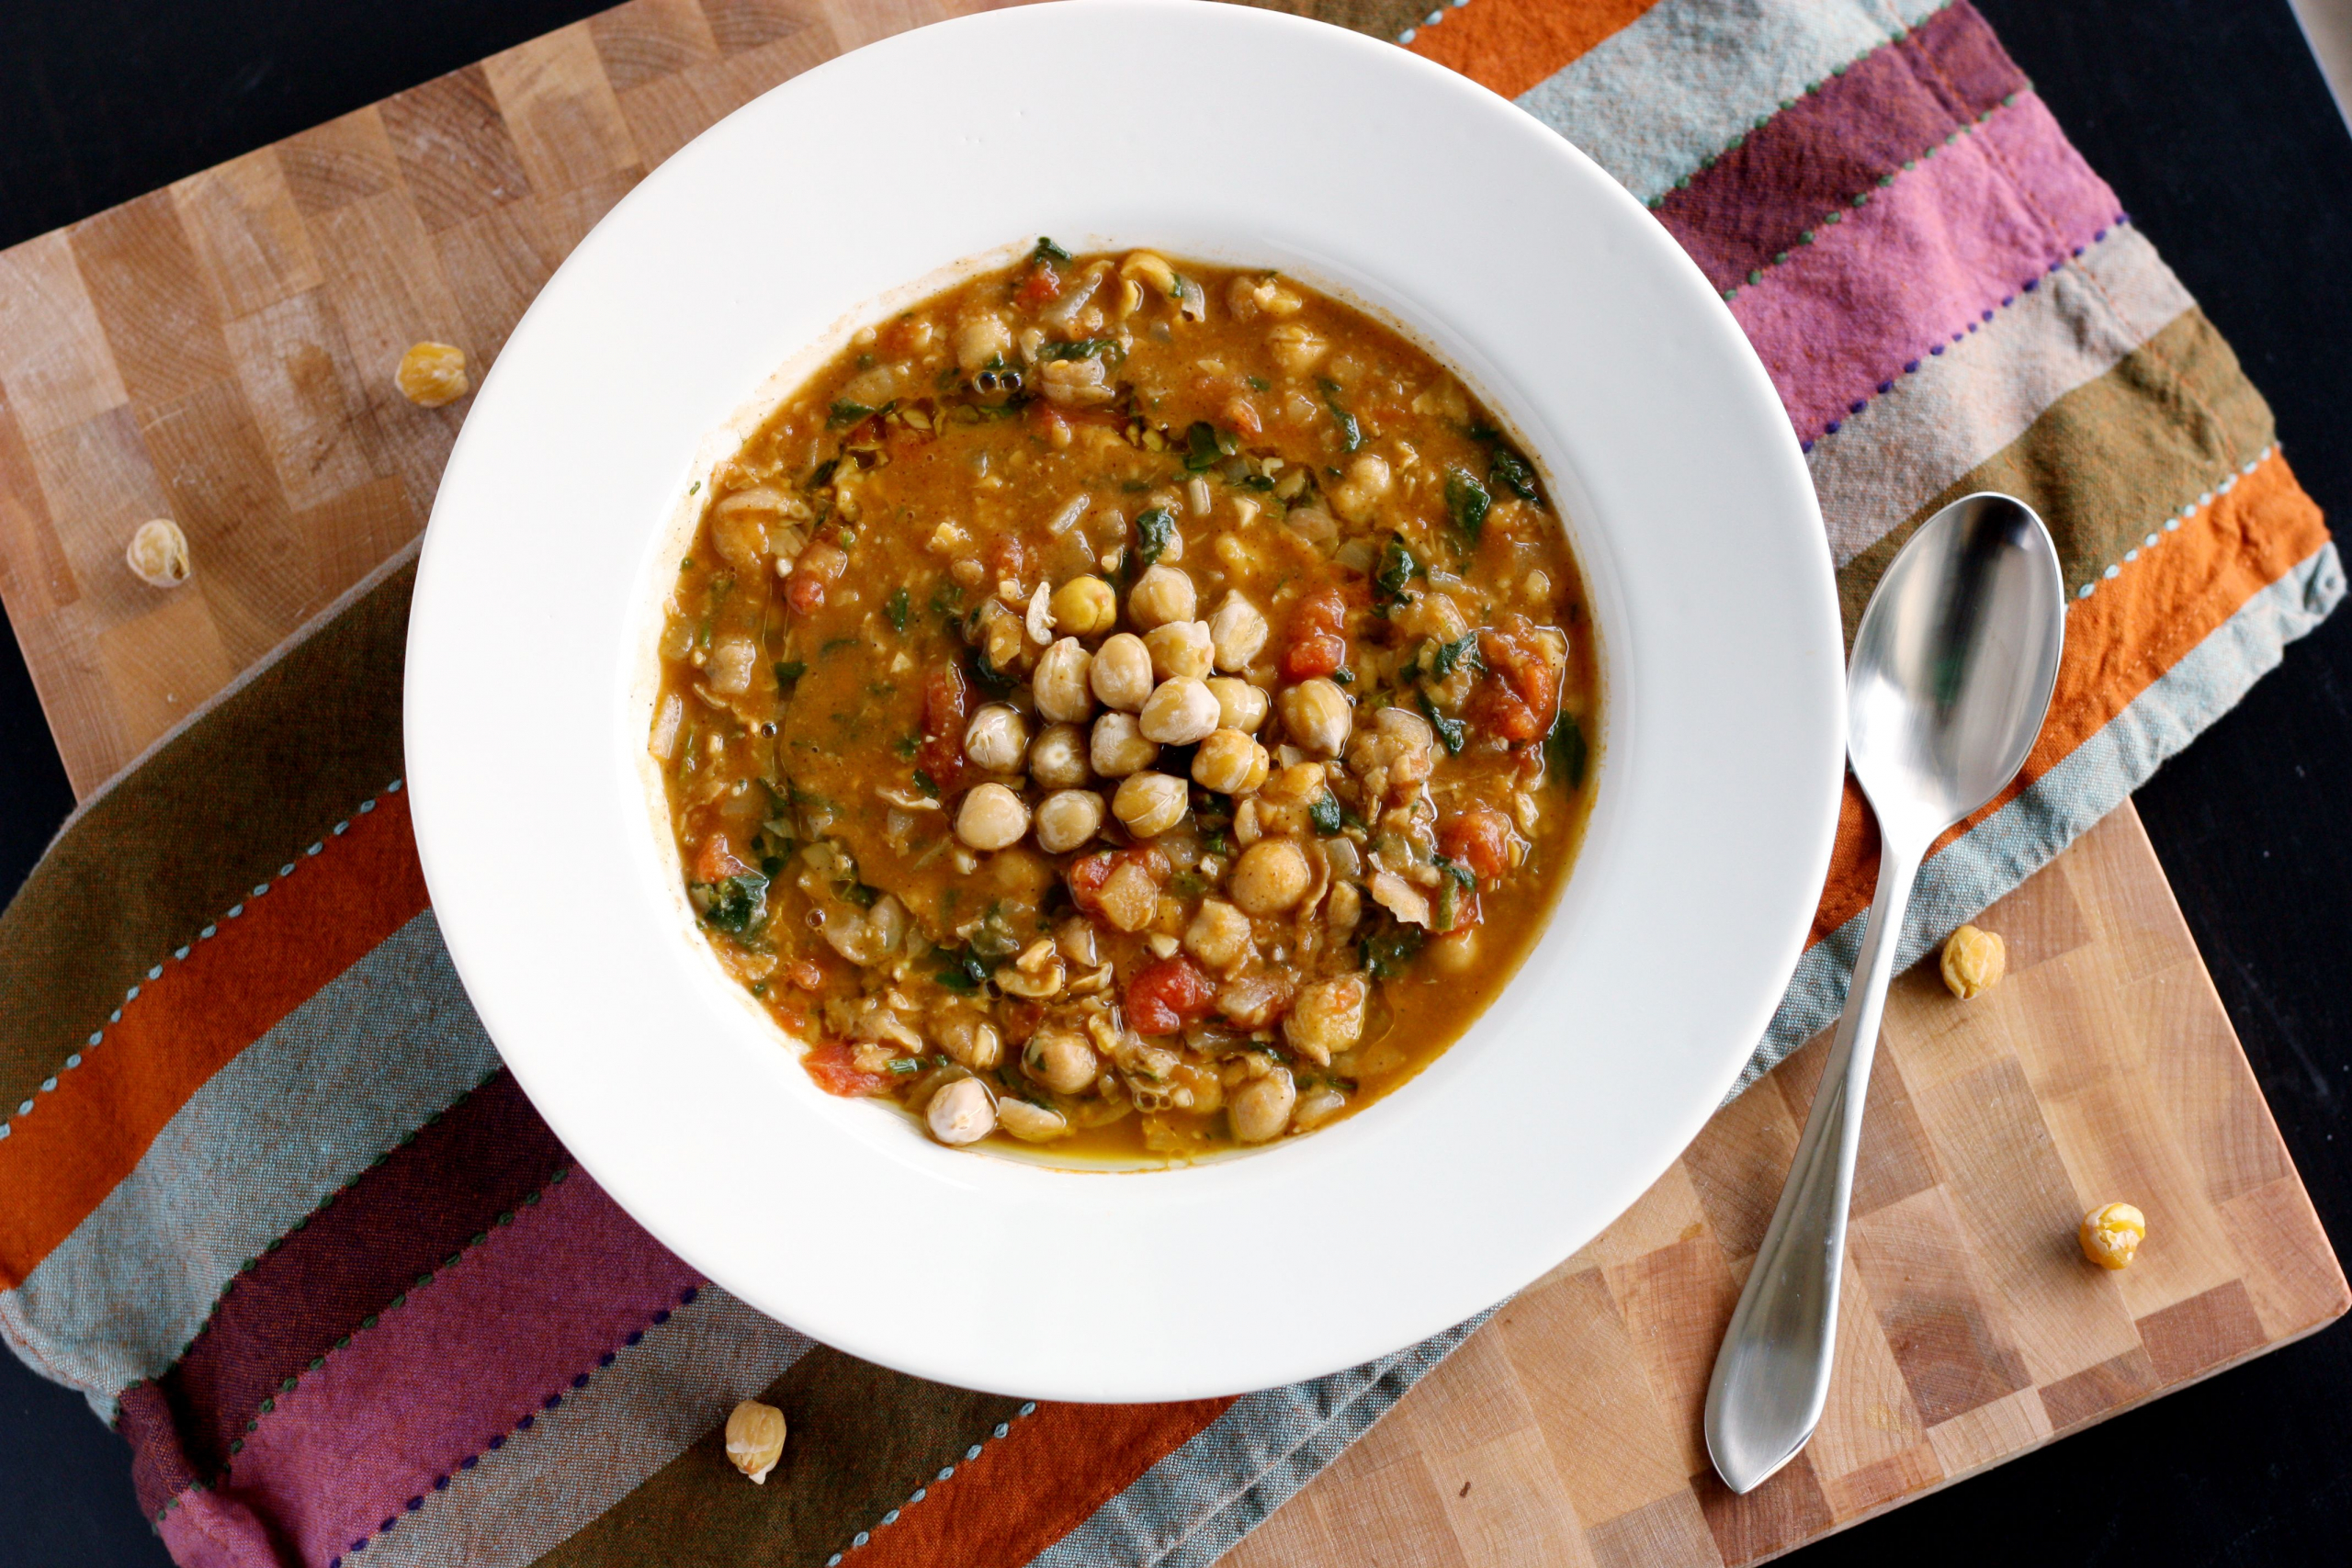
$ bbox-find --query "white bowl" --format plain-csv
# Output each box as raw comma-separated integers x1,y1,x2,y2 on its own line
406,0,1844,1401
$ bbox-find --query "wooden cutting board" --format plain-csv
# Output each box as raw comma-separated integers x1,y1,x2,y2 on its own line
0,2,2340,1562
1227,797,2347,1566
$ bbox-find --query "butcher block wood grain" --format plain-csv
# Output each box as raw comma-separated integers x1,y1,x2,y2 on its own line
0,0,1004,795
0,1,2340,1562
1225,800,2347,1568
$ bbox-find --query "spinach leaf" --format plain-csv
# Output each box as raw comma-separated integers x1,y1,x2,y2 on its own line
1130,507,1178,580
1319,380,1363,453
1032,236,1072,265
699,872,769,933
1374,536,1420,609
804,457,839,489
1490,447,1540,503
1428,633,1483,681
933,945,989,992
887,587,910,633
1445,466,1491,544
1360,919,1425,980
1308,793,1342,836
911,768,941,799
1182,421,1224,473
1419,690,1467,755
773,660,808,686
1547,711,1589,791
827,400,876,428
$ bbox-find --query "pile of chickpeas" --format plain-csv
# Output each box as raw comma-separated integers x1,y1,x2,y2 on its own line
951,559,1339,893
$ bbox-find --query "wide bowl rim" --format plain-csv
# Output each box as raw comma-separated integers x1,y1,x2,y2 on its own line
405,0,1846,1401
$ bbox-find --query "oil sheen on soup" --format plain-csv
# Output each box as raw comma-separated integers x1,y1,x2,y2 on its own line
652,242,1598,1163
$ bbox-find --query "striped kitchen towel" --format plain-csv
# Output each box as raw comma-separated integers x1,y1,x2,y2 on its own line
0,1,2336,1564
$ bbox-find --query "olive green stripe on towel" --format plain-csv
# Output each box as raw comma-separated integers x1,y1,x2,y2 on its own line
0,551,414,1112
526,1347,1024,1568
1833,305,2276,643
338,1283,811,1568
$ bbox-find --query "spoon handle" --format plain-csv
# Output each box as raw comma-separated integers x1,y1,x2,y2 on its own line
1703,835,1921,1495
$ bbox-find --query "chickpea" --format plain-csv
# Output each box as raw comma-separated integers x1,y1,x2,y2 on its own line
1030,722,1093,789
1327,453,1393,524
1229,1066,1297,1144
1278,678,1353,757
955,782,1031,852
1183,898,1254,971
1267,323,1326,376
963,703,1031,773
1940,924,2007,999
1138,677,1221,745
1284,975,1368,1066
1113,772,1190,838
1192,728,1270,795
1090,632,1155,711
1035,788,1107,853
1144,620,1215,682
955,311,1012,372
933,1010,1002,1071
997,1099,1071,1143
1051,575,1118,637
1429,926,1479,975
1228,839,1313,915
1024,1025,1099,1095
1207,592,1270,671
1033,637,1095,724
1126,563,1197,628
1208,676,1270,732
1090,712,1159,778
926,1077,997,1145
2079,1202,2147,1270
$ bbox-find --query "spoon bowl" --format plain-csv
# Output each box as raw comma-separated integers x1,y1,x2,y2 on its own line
1705,491,2064,1494
1849,493,2067,842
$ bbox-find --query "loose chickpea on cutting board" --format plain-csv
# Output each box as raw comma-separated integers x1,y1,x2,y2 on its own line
653,242,1599,1161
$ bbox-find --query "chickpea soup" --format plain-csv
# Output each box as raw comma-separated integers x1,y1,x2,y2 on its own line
651,242,1599,1162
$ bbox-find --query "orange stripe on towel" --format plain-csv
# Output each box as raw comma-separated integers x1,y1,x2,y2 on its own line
1807,452,2329,946
0,790,430,1288
850,1396,1236,1568
1408,0,1661,102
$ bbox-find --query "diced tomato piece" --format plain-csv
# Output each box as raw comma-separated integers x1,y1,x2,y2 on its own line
787,539,848,615
915,660,969,792
692,835,753,885
1438,806,1515,884
1126,955,1216,1035
1472,617,1564,745
1015,262,1060,307
1279,587,1349,681
803,1040,891,1097
784,959,826,992
1028,400,1071,446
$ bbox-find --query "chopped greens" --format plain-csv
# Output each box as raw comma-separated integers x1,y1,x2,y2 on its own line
1319,380,1363,453
1032,236,1072,265
695,872,769,934
1374,536,1420,609
773,660,808,686
1547,711,1589,791
1419,690,1467,755
1130,507,1178,579
1308,793,1343,835
1182,421,1228,473
1427,632,1483,682
912,768,941,798
828,400,876,428
1445,466,1491,544
1361,919,1426,980
887,586,910,633
1037,338,1121,363
933,945,989,992
1490,447,1540,503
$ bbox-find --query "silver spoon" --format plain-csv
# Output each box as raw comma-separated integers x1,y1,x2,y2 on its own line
1703,491,2064,1495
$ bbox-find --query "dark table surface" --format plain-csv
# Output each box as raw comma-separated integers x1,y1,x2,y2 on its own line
5,2,2349,1563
